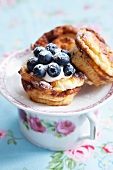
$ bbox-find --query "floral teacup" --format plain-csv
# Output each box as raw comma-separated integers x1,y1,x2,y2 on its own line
18,108,99,151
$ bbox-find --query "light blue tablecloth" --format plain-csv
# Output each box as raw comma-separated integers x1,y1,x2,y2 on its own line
1,0,113,170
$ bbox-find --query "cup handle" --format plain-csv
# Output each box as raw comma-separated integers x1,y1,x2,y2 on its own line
85,112,97,140
78,112,97,141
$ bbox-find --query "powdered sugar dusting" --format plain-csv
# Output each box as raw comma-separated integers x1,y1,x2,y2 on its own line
32,80,52,89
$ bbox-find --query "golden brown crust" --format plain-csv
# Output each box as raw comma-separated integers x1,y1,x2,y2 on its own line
31,25,78,51
71,28,113,86
19,65,84,106
22,79,81,106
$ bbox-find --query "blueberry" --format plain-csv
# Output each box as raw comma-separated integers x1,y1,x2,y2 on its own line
53,52,70,66
61,49,71,57
27,57,38,71
63,63,75,76
33,64,46,78
47,63,61,77
54,48,61,55
38,50,53,65
33,46,45,57
46,43,58,54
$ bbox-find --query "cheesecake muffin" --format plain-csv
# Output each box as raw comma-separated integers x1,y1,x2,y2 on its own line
71,28,113,86
19,43,85,106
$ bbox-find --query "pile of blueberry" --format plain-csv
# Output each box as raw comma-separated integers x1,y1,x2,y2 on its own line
27,43,75,78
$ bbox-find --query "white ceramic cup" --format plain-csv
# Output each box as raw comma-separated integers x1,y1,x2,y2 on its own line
18,108,99,151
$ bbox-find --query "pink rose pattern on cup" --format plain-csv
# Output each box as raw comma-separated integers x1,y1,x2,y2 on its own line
19,109,76,137
55,120,75,135
18,109,27,122
28,117,46,133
